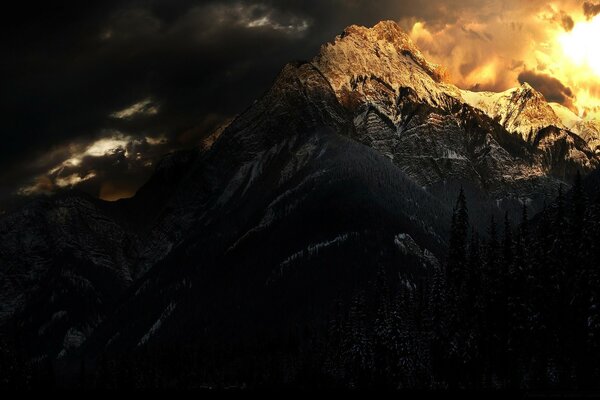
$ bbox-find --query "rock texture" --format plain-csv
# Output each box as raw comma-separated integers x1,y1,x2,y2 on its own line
551,102,600,153
312,21,598,206
461,83,564,141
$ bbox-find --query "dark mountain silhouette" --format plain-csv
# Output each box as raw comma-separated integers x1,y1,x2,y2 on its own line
1,21,600,390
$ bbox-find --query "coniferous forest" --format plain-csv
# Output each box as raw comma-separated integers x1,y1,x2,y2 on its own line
314,172,600,390
433,173,600,389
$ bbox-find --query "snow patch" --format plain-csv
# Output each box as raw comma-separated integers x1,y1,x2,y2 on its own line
57,326,86,357
137,302,177,347
267,232,359,285
280,233,359,267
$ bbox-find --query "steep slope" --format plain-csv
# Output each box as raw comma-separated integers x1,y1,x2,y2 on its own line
550,102,600,153
0,192,137,359
313,21,459,115
0,60,448,367
78,62,451,386
461,84,600,177
78,25,599,384
461,83,564,142
0,150,203,360
312,21,597,213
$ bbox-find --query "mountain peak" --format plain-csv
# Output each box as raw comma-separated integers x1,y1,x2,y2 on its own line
513,81,545,102
340,20,410,41
299,20,595,152
345,20,412,45
551,102,600,152
519,81,533,91
312,21,457,113
331,21,449,84
461,82,563,141
521,82,534,90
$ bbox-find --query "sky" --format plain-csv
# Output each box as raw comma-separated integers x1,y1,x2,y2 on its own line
2,0,600,211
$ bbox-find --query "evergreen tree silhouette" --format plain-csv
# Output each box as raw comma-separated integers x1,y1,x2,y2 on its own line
447,187,469,293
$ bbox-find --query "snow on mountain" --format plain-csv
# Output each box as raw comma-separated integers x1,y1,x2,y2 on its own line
312,20,597,159
461,83,565,142
550,102,600,153
311,21,597,206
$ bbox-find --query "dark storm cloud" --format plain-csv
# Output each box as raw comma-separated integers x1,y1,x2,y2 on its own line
517,70,576,109
583,1,600,19
0,0,560,210
541,8,574,32
560,13,575,31
1,0,320,207
55,137,171,201
461,26,493,41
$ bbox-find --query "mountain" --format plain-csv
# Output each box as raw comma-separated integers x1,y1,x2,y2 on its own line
1,20,600,389
311,22,597,212
461,83,564,141
550,102,600,153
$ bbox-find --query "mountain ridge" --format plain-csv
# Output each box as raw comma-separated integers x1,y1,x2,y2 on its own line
1,20,600,388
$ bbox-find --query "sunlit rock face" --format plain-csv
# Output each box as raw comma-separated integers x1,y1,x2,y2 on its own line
310,21,598,204
313,21,458,117
461,83,565,142
551,102,600,153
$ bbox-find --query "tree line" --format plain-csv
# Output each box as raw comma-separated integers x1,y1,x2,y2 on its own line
438,173,600,389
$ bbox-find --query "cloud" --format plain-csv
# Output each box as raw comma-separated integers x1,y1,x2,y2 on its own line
0,0,321,209
583,1,600,19
2,0,600,210
517,69,576,109
55,172,97,189
18,176,55,197
560,13,575,31
460,25,493,42
542,9,575,31
221,3,311,34
111,98,159,119
14,132,171,202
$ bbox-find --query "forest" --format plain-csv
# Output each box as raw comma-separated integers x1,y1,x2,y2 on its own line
1,172,600,391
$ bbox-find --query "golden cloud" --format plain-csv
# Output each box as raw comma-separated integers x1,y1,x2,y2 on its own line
406,0,600,119
16,132,170,200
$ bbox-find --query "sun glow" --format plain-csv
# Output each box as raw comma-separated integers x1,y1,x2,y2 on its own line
558,15,600,77
410,5,600,121
549,14,600,118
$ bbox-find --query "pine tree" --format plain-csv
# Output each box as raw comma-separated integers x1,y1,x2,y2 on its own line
571,171,586,240
464,227,484,386
569,171,588,307
527,202,554,385
503,212,513,269
585,199,600,385
344,291,373,386
568,171,591,385
372,266,402,386
394,282,419,389
324,297,346,382
447,187,469,292
444,188,473,386
520,204,529,239
507,207,529,386
483,215,501,383
428,264,451,385
467,228,482,309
